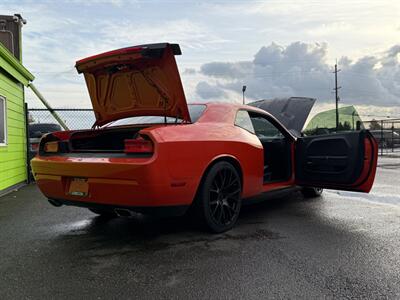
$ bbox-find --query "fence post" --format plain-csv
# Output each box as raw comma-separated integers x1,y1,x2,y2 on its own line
24,102,31,184
380,120,383,156
392,122,394,153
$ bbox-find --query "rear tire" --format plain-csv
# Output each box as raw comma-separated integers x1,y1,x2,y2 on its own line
194,161,242,233
88,208,117,218
301,187,323,198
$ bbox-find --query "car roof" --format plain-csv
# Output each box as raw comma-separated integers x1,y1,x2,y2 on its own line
192,102,295,139
190,102,271,115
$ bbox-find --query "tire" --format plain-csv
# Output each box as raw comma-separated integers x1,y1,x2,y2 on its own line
301,187,323,198
194,161,242,233
88,208,117,218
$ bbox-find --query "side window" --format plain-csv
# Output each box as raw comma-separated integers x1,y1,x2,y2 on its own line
303,106,364,136
0,96,6,145
250,115,284,139
234,110,255,134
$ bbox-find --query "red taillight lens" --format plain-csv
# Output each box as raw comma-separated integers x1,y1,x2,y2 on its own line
124,137,153,154
31,143,39,152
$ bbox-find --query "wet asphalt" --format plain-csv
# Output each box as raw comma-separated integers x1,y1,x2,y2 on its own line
0,161,400,299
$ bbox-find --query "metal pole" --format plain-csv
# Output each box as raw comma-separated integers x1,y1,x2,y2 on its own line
335,64,340,131
28,83,69,130
242,85,246,105
380,120,383,156
24,102,31,184
392,122,394,153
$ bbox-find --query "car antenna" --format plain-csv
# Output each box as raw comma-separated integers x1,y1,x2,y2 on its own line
242,85,247,104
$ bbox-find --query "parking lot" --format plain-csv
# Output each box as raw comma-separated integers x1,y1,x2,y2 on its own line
0,158,399,299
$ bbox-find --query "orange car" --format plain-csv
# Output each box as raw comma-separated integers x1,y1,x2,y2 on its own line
31,43,378,233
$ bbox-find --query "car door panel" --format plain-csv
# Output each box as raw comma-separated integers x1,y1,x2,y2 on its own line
295,130,377,192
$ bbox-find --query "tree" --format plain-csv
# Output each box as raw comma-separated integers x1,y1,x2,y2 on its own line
338,121,352,131
369,119,382,130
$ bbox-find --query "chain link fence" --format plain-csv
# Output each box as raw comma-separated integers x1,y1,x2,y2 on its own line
363,119,400,157
27,108,400,157
28,108,95,130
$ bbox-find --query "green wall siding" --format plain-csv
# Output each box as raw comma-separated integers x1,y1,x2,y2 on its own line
0,70,27,191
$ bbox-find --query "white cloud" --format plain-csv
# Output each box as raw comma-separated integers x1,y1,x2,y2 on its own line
65,0,128,6
204,0,400,61
1,0,398,119
98,19,229,52
196,81,226,99
196,42,400,110
183,68,196,75
20,14,228,108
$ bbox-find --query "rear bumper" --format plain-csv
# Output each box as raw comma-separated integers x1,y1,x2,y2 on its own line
48,198,189,217
31,154,198,208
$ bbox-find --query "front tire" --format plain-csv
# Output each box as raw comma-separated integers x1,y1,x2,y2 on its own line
301,187,323,198
195,161,242,233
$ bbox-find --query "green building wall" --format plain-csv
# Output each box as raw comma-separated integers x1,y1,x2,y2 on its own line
0,71,27,191
0,42,34,194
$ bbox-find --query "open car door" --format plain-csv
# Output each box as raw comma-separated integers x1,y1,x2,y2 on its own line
295,130,378,193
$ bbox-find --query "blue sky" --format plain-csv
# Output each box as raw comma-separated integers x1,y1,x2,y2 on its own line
1,0,399,118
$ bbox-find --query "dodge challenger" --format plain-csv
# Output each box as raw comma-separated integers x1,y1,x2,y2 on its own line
31,43,378,233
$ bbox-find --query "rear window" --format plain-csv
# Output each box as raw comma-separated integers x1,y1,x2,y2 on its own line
107,104,206,127
234,110,255,134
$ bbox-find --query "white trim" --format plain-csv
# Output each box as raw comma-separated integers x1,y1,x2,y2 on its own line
0,95,7,146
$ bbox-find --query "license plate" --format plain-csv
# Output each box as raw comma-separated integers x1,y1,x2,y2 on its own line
68,178,89,196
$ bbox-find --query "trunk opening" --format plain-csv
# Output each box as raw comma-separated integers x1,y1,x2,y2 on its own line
69,126,148,153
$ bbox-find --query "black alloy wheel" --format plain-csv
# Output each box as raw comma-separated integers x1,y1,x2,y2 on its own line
196,161,242,233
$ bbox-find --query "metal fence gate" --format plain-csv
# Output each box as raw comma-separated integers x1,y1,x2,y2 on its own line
363,119,400,156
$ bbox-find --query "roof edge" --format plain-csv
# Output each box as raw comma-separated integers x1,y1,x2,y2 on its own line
0,42,34,85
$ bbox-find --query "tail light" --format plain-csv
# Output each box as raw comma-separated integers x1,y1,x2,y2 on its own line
30,143,39,152
40,131,71,154
43,141,59,153
124,136,153,154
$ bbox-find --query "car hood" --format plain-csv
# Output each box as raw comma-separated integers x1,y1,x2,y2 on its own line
249,97,316,135
75,43,191,127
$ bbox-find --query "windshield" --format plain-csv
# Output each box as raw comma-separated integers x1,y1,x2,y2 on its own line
105,104,206,127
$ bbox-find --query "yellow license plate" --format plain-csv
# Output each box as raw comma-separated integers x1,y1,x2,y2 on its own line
68,178,89,196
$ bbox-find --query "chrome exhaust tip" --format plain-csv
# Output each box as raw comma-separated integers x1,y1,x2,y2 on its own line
114,208,134,217
48,199,63,207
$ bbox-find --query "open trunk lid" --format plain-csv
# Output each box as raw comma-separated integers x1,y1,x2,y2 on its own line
75,43,190,127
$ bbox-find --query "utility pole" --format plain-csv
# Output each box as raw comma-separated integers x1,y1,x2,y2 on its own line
242,85,246,104
333,62,341,131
